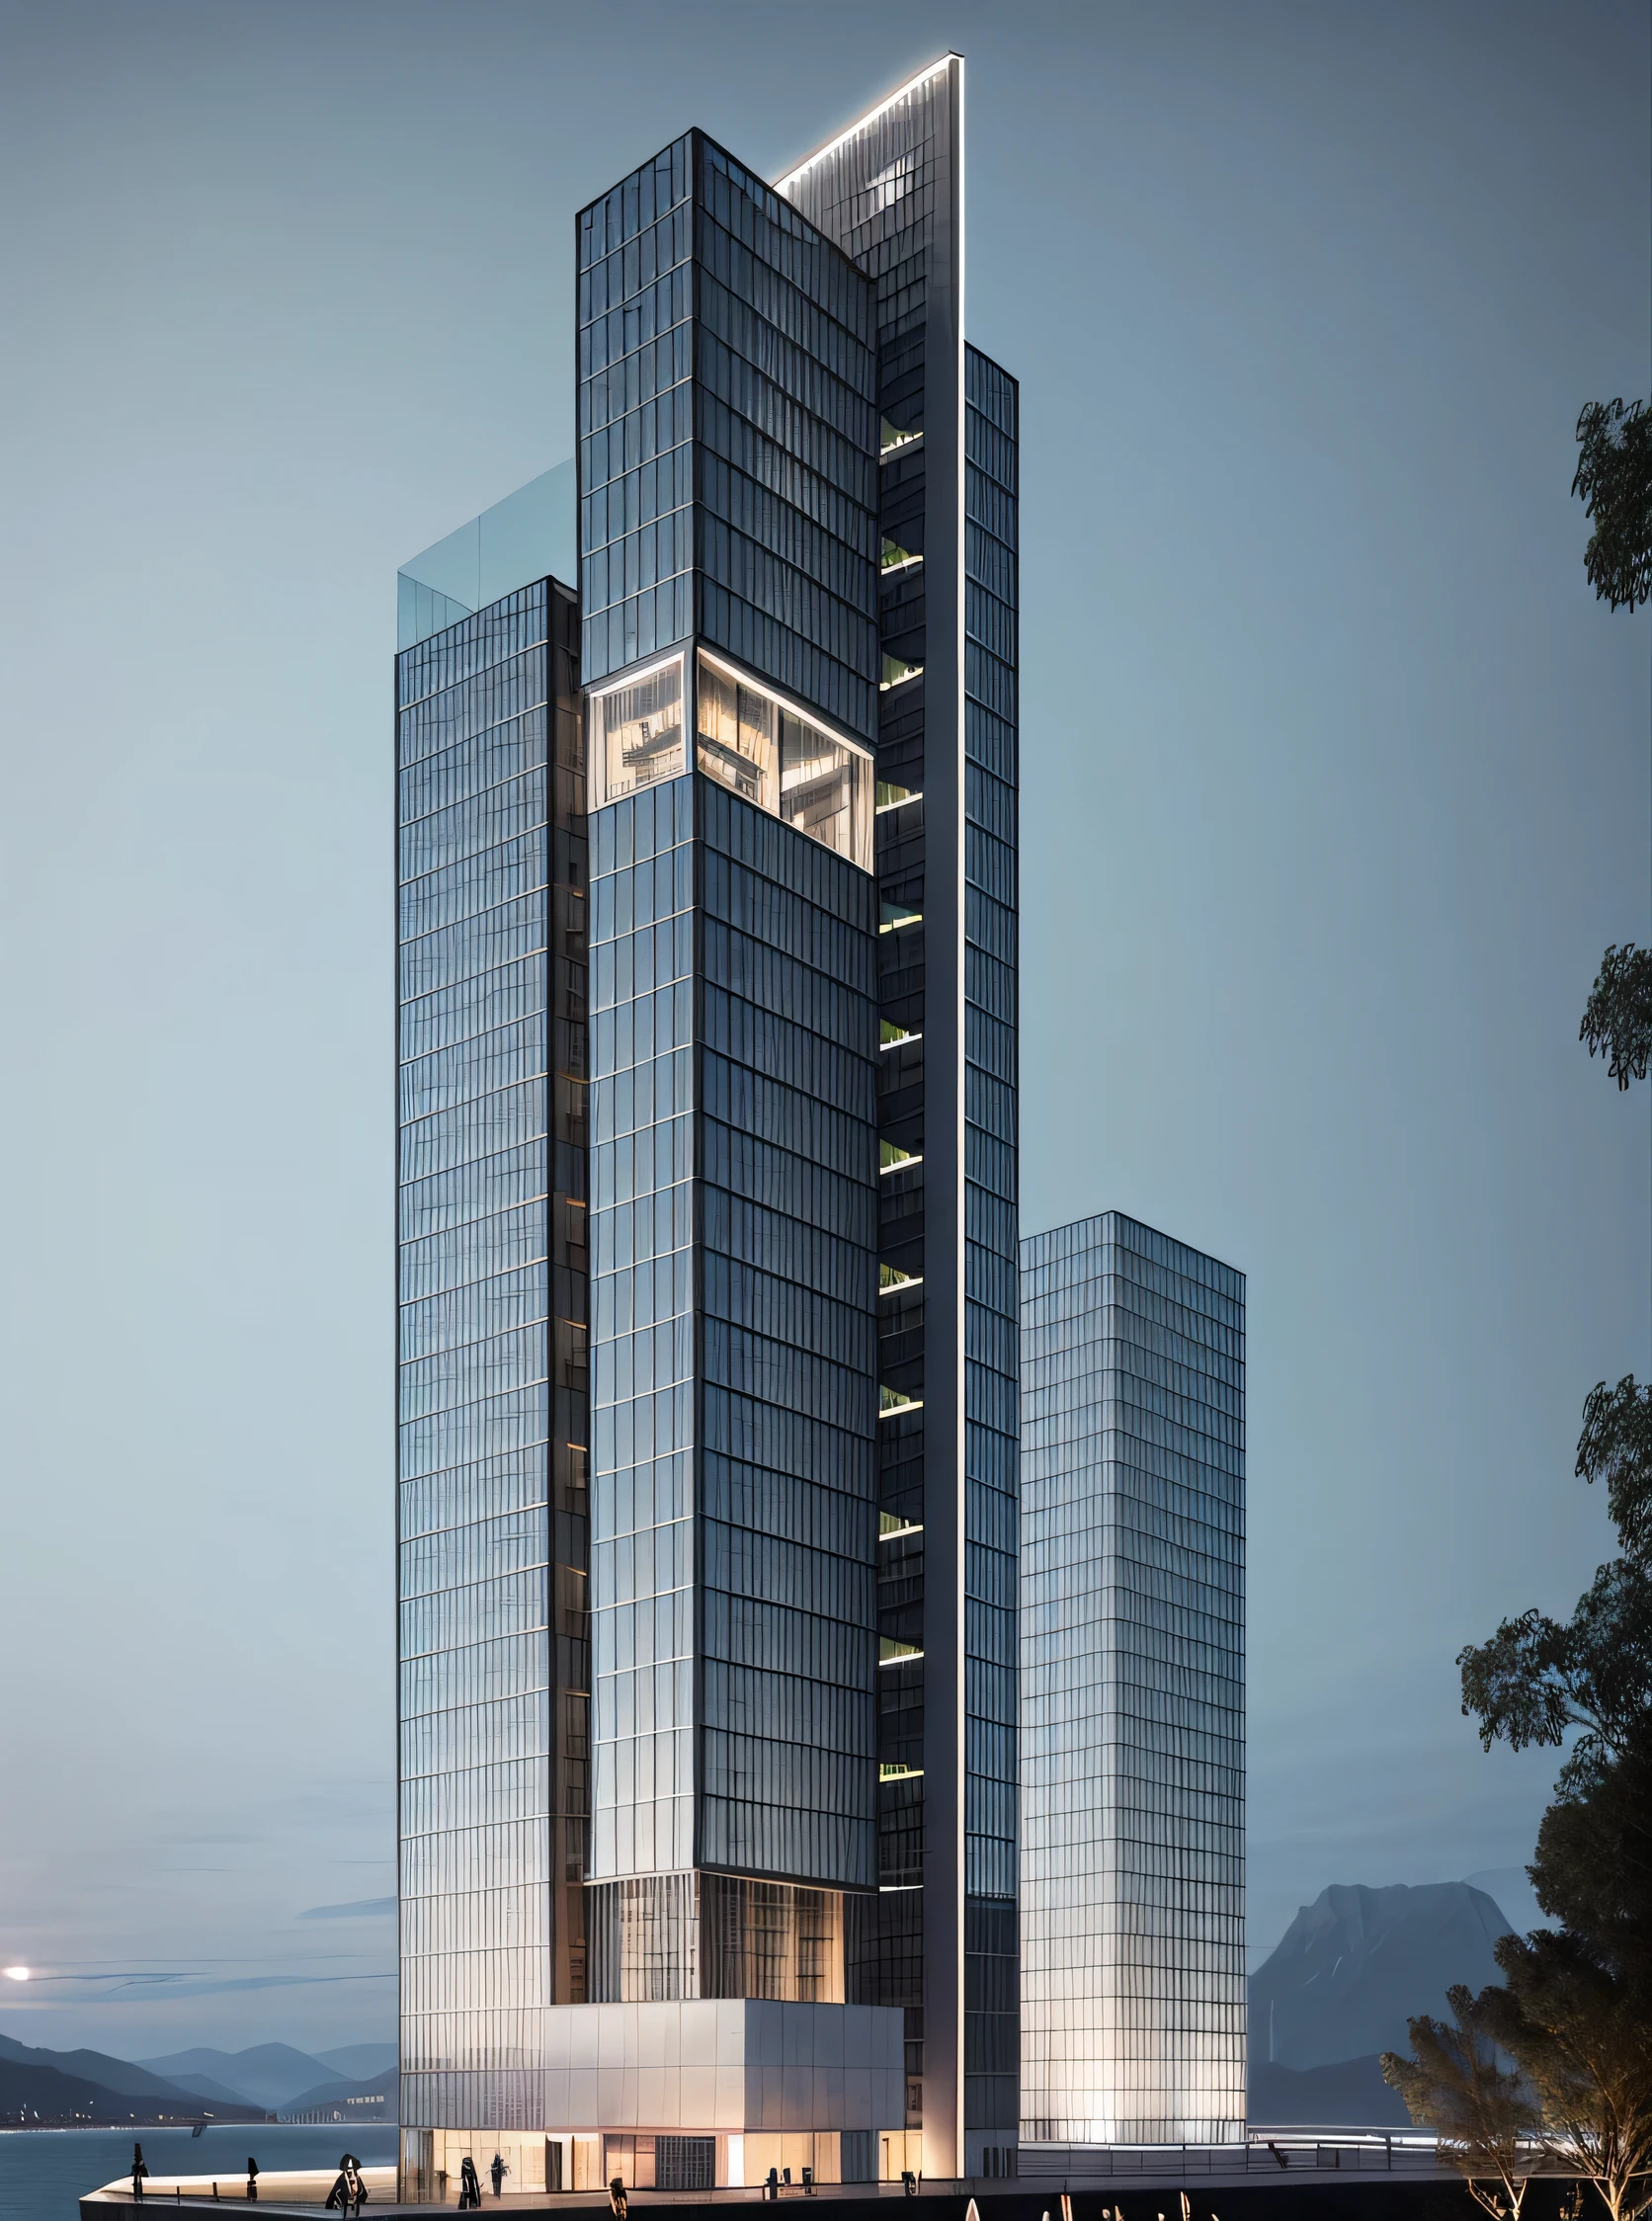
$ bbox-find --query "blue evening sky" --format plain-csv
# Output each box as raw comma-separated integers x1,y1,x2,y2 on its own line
0,0,1646,2054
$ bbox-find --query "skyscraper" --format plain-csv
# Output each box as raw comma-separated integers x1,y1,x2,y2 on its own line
1018,1212,1246,2153
395,57,1019,2197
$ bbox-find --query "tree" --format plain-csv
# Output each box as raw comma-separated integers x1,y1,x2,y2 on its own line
1454,1374,1652,1803
1396,397,1652,2221
1457,1551,1652,1798
1573,399,1652,612
1382,1984,1540,2219
1478,1932,1652,2221
1577,1379,1652,1567
1581,948,1652,1092
1529,1738,1652,1974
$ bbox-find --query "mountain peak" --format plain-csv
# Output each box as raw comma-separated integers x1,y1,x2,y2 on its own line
1251,1879,1518,2072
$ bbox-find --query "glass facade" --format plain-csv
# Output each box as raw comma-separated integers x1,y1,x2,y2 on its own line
1019,1212,1246,2149
578,132,880,745
578,120,885,2010
395,577,590,2158
780,55,1022,2179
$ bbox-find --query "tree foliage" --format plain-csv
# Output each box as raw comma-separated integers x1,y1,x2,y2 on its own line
1480,1931,1652,2221
1578,1378,1652,1565
1573,400,1652,612
1530,1740,1652,1976
1399,392,1652,2221
1382,1984,1539,2219
1457,1550,1652,1797
1582,948,1652,1092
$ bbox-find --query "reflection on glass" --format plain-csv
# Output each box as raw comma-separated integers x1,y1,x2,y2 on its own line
779,707,867,866
694,651,871,871
597,657,685,805
695,659,775,810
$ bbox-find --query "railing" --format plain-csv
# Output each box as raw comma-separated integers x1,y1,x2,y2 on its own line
1019,2132,1450,2179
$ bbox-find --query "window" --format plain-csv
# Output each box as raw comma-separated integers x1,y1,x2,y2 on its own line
695,649,872,871
876,781,920,812
695,657,775,810
590,654,685,808
656,2139,714,2191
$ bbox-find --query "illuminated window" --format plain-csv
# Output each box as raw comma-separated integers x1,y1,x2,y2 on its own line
695,656,774,811
589,653,685,808
694,650,872,871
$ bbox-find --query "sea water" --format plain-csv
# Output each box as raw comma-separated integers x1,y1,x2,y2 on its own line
0,2122,399,2221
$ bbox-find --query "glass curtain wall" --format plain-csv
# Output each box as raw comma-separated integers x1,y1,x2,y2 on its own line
396,578,589,2160
780,56,1021,2178
578,131,879,748
1019,1212,1246,2148
578,123,884,2002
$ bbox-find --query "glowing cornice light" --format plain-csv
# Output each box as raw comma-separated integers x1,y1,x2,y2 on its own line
773,55,956,192
3,1967,30,1981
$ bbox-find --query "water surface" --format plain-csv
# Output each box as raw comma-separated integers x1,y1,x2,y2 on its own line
0,2121,399,2221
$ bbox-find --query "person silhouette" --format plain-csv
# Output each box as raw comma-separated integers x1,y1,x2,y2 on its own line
247,2156,259,2203
460,2155,484,2209
343,2153,367,2213
131,2144,149,2202
491,2152,509,2197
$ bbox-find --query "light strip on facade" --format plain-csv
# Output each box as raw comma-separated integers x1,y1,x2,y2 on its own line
773,55,956,192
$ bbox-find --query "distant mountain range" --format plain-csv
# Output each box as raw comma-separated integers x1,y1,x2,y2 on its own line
136,2041,394,2114
0,2031,400,2129
0,2032,265,2127
278,2064,398,2122
1248,1879,1521,2124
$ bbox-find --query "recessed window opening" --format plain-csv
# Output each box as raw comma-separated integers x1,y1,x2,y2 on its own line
875,781,921,812
694,648,873,871
589,652,686,808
